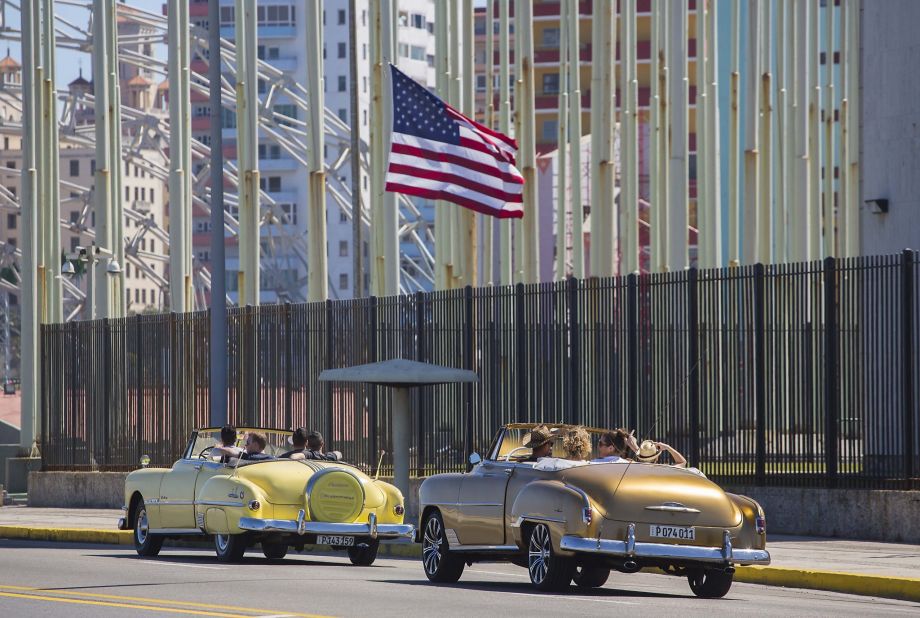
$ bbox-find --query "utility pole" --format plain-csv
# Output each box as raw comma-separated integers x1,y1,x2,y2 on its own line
208,0,228,426
168,0,193,312
235,0,260,305
306,1,328,301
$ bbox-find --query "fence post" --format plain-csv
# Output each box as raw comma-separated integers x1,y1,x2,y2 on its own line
753,264,767,485
135,316,142,466
368,296,378,467
324,299,334,442
463,286,474,464
568,277,582,426
687,268,700,468
901,249,915,481
515,282,527,422
284,303,293,430
823,257,839,487
415,291,426,476
627,273,639,435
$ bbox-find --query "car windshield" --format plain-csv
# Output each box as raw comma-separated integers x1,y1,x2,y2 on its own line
186,428,293,460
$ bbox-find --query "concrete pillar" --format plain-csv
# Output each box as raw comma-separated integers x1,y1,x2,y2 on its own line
235,0,260,305
391,388,410,502
168,0,193,312
306,1,328,301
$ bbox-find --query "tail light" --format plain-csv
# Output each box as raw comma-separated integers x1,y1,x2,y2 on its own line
755,515,766,534
393,504,405,516
582,506,593,524
248,500,261,511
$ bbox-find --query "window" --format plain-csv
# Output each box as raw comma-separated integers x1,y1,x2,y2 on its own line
258,78,267,95
398,43,409,58
338,42,346,58
338,9,346,25
7,214,16,229
362,44,367,60
70,237,80,253
197,249,210,262
476,75,486,92
542,28,560,46
427,54,435,68
69,160,79,177
542,119,558,142
257,4,295,27
221,108,237,128
338,108,347,122
6,237,15,248
338,240,348,257
281,203,297,225
339,211,348,223
542,73,560,95
362,76,367,93
339,273,348,290
259,143,282,160
259,176,282,192
410,45,425,61
274,103,297,126
338,75,347,91
219,6,233,25
90,160,95,175
362,110,367,126
150,189,155,203
142,289,147,304
411,13,426,29
69,211,79,225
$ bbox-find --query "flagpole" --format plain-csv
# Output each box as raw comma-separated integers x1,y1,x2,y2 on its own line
462,0,478,287
483,0,496,285
512,0,524,284
519,0,539,283
567,0,584,279
667,0,688,270
306,0,327,301
555,0,568,281
621,0,637,273
434,1,451,289
590,0,616,278
449,0,463,287
499,0,513,285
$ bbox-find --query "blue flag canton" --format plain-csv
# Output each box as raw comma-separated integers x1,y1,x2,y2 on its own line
391,65,460,145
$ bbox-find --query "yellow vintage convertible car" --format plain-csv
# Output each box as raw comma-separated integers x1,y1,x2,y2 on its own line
118,427,413,564
417,424,770,597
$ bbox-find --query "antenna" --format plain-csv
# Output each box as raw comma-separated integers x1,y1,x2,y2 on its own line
373,449,386,481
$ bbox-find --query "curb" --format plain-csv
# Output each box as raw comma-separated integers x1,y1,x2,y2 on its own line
2,526,918,604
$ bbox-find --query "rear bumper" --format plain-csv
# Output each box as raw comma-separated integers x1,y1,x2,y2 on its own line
238,510,414,540
560,525,771,566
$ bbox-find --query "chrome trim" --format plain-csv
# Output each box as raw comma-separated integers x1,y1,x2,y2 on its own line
116,517,128,530
157,499,195,506
195,500,245,508
644,503,701,514
559,533,771,565
450,544,520,553
151,528,204,535
511,515,566,528
445,528,461,546
625,523,636,554
238,516,414,539
447,502,504,507
304,467,366,521
144,498,160,505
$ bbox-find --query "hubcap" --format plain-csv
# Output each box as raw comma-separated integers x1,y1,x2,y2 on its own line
216,534,229,553
528,525,551,584
135,508,148,545
422,517,442,575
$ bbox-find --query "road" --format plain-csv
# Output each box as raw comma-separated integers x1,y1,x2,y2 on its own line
0,540,917,617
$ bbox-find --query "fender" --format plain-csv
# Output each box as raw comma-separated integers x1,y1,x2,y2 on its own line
417,473,463,535
508,480,600,552
195,475,266,534
124,468,170,529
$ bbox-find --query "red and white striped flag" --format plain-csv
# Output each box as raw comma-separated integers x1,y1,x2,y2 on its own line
384,65,524,219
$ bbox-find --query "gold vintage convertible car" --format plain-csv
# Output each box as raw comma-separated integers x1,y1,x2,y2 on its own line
417,424,770,597
118,428,413,564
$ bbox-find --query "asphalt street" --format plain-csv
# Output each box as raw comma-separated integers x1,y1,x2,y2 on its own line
0,540,917,617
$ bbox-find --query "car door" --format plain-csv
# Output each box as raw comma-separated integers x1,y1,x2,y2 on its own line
157,459,202,529
454,459,514,546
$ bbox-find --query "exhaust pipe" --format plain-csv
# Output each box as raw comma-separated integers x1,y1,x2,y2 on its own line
622,560,640,573
722,566,736,575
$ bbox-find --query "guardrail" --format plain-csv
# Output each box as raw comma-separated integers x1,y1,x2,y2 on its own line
40,251,920,489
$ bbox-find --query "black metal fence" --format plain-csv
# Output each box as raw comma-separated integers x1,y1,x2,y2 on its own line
41,251,920,489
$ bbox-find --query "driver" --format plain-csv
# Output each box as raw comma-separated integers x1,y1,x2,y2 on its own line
240,431,272,461
211,425,243,462
522,425,556,462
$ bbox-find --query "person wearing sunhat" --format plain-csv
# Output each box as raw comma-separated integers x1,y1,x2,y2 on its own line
522,425,557,461
636,440,687,467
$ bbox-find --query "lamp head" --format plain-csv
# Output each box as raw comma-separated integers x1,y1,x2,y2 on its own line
61,261,76,277
106,259,122,275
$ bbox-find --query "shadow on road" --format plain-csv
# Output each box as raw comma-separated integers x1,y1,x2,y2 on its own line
86,551,399,569
375,578,692,600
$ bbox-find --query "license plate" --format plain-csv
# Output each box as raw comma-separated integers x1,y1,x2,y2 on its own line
649,524,696,541
317,535,355,546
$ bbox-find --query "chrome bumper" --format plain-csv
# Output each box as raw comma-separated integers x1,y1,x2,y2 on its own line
117,506,128,530
560,525,771,566
238,510,415,540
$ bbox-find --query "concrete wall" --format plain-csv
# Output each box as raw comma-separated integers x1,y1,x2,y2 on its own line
859,1,920,255
5,457,40,493
0,444,21,489
726,486,920,544
29,472,128,508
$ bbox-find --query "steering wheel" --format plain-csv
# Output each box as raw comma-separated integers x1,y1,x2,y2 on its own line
500,446,532,461
197,446,215,460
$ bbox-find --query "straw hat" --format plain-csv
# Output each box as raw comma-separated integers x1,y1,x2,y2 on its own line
523,425,557,449
636,440,662,463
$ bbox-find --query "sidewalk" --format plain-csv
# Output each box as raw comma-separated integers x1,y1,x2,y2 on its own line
1,506,918,602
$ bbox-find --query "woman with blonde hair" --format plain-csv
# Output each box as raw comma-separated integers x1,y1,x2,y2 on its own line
562,427,592,461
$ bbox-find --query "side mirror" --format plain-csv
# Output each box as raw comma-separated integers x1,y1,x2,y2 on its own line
139,454,150,468
468,452,482,466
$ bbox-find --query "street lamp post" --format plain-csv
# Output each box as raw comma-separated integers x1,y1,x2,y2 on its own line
62,244,122,320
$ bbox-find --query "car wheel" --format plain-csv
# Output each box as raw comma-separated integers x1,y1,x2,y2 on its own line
527,523,575,592
214,533,248,563
133,502,163,557
347,539,379,566
421,511,464,583
688,569,734,598
573,564,610,588
261,541,287,560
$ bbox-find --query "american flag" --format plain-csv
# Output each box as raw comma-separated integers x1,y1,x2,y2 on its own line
385,65,524,219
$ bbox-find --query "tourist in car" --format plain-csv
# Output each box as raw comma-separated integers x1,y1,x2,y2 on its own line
240,431,273,461
280,427,310,458
212,425,243,462
592,428,636,463
636,439,687,466
562,427,591,461
283,429,341,461
522,425,556,461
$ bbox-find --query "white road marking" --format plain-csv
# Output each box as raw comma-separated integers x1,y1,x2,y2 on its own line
139,560,226,570
468,568,527,578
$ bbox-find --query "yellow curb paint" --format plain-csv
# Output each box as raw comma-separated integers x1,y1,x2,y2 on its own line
0,585,335,618
735,566,920,603
0,590,246,617
0,525,133,545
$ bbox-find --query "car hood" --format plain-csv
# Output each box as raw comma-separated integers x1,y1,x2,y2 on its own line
561,463,741,528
